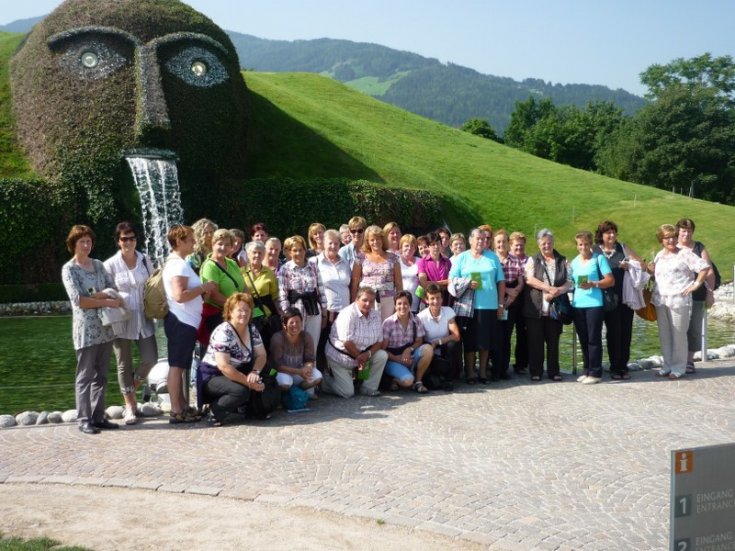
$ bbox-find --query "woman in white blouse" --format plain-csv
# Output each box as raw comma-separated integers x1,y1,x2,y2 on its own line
312,229,351,367
648,224,709,379
104,222,158,425
398,234,421,313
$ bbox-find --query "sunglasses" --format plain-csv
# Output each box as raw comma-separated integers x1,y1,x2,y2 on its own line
350,228,365,235
119,236,137,242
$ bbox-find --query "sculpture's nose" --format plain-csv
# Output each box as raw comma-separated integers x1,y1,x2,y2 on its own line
134,45,171,143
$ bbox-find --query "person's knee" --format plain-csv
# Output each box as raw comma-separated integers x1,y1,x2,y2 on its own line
398,375,414,387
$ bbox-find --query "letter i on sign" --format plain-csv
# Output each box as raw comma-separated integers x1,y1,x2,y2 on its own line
675,451,693,474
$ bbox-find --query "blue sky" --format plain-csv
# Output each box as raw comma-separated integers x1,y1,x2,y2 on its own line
2,0,733,96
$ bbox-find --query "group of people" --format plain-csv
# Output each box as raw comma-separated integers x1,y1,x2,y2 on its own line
61,215,716,433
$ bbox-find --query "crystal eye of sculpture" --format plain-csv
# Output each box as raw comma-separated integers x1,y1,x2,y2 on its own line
81,51,99,68
164,46,228,88
191,61,207,77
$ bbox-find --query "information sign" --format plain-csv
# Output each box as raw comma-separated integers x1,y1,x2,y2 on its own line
671,443,735,551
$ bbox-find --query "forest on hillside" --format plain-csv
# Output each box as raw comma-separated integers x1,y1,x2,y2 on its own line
228,32,645,132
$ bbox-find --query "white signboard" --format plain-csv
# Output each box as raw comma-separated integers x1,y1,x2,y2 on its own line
671,443,735,551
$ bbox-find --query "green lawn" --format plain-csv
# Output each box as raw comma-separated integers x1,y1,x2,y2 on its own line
244,71,735,264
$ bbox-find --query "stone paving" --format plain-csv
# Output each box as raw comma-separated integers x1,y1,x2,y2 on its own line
2,361,734,550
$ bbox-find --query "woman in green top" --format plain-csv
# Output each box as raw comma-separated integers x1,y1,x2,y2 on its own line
241,240,282,350
199,229,245,344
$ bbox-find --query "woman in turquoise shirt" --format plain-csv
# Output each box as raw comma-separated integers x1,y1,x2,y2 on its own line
569,231,614,384
449,228,505,384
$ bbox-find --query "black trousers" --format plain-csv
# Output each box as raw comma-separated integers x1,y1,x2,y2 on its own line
526,315,562,379
512,290,528,370
604,302,634,374
204,375,250,421
492,304,518,376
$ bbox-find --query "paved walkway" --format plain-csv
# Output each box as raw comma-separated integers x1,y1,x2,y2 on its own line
2,361,734,550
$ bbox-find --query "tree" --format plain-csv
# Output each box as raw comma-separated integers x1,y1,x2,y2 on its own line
460,118,501,142
597,84,735,202
640,53,735,102
598,54,735,203
504,98,624,171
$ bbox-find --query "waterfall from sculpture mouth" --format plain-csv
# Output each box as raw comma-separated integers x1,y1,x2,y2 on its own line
125,157,184,267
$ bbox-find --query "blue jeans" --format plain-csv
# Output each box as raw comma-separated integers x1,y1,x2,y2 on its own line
385,347,424,384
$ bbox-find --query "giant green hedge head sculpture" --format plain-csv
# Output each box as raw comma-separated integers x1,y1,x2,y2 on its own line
10,0,247,220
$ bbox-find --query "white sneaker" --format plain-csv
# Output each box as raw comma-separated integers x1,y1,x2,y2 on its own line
577,375,588,383
123,407,138,425
581,376,601,385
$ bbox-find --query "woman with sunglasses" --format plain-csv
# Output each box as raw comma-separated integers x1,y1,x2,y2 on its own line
104,222,158,425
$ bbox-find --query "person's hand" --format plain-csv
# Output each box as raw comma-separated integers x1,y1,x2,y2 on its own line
357,351,370,369
543,292,555,303
469,280,479,290
246,371,261,385
682,282,701,297
110,297,124,308
579,281,594,290
401,349,412,366
302,362,314,380
202,281,218,294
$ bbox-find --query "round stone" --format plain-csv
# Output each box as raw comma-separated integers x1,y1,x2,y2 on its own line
61,410,78,423
0,414,17,428
47,411,64,423
15,411,39,426
106,405,124,420
36,411,49,425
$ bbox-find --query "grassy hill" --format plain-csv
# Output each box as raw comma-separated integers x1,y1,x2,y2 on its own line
244,71,734,263
1,30,733,265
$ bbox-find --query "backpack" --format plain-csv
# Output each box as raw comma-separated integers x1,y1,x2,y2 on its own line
693,241,721,291
143,266,168,320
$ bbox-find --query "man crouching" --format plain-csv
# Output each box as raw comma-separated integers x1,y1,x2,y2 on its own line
323,286,387,397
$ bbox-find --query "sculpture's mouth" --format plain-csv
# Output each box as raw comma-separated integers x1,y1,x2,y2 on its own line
123,148,178,161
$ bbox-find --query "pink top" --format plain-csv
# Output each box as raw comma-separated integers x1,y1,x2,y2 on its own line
417,254,452,284
357,253,398,291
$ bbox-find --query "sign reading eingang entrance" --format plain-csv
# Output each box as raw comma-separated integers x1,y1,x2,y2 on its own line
671,443,735,551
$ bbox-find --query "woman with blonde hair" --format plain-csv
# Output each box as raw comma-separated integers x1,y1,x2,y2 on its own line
648,224,709,379
278,235,327,351
187,218,217,274
398,234,421,313
306,222,326,258
351,225,403,320
383,221,402,255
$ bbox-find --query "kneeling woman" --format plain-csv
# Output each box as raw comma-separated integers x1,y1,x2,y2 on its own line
199,293,267,425
382,291,434,393
270,309,322,395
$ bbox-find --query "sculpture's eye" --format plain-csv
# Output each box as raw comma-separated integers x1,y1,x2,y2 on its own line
164,46,229,88
51,36,131,80
81,51,99,68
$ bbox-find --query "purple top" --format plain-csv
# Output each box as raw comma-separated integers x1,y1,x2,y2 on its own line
417,254,452,284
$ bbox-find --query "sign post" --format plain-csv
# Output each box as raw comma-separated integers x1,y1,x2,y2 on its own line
671,443,735,550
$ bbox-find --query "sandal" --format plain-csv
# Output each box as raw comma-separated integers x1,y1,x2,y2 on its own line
611,373,623,381
169,411,199,424
551,375,563,382
686,363,696,374
530,376,541,382
412,381,429,394
621,372,632,380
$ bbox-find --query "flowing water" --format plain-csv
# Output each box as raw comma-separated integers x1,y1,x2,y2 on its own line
126,156,184,267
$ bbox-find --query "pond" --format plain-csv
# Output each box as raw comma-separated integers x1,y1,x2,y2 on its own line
1,314,733,414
